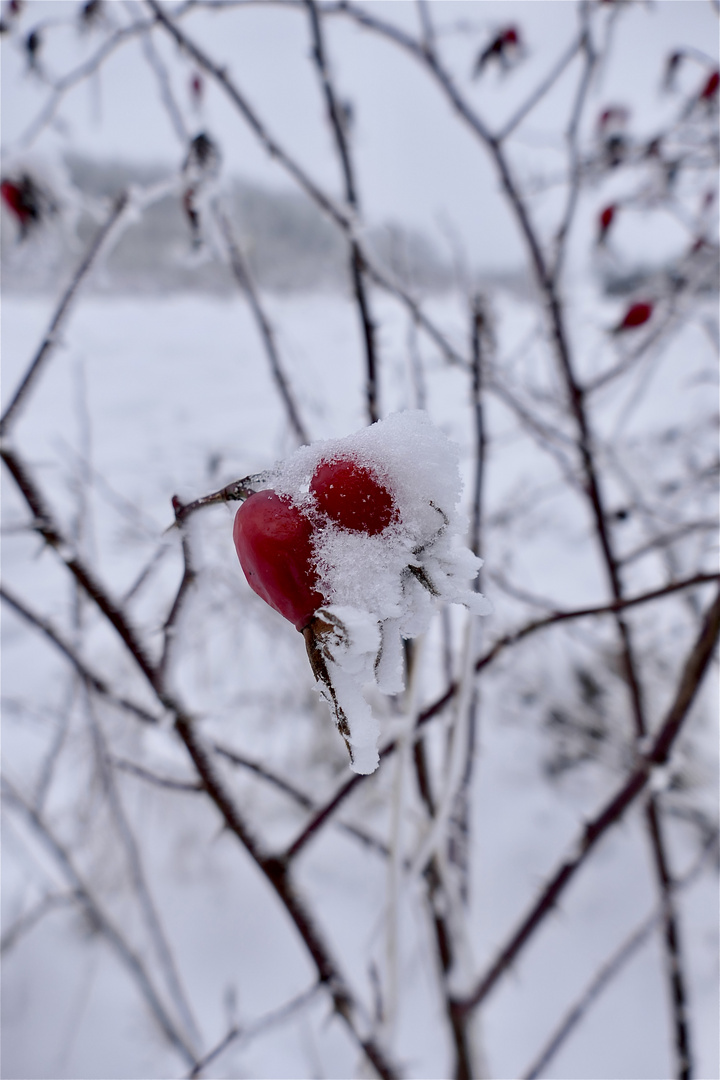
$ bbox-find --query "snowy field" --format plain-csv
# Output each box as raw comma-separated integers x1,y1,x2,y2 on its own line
2,282,718,1079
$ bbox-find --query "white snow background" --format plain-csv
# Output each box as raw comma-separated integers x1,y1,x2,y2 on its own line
1,3,718,1080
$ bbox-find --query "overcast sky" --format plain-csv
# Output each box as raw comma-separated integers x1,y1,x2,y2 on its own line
2,1,717,269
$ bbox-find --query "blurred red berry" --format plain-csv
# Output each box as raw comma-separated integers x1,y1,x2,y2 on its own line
1,174,47,236
612,301,653,334
473,25,522,77
699,70,719,102
597,105,629,132
597,204,616,244
190,72,203,105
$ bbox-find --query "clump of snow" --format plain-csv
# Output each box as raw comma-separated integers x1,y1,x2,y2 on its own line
271,410,492,773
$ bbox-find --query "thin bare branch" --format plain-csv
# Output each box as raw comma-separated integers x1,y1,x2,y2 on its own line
213,206,311,444
212,741,389,856
112,756,203,792
2,777,199,1069
454,583,720,1020
552,20,598,278
0,584,160,725
171,473,268,525
0,193,128,438
84,692,202,1048
187,981,321,1079
497,29,586,142
146,0,352,231
306,0,379,423
522,831,718,1080
15,18,158,149
173,712,399,1079
159,496,198,682
1,891,77,956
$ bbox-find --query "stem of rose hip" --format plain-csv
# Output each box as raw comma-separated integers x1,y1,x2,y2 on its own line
170,472,271,525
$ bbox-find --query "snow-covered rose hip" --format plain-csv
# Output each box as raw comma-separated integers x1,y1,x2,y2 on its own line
310,458,396,535
229,411,491,776
233,491,324,630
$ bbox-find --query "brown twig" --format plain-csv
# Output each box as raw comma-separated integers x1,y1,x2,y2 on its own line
212,741,389,856
160,496,199,682
171,474,266,525
1,445,160,696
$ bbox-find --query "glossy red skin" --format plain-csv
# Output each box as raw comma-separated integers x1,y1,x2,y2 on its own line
310,458,396,535
233,490,324,630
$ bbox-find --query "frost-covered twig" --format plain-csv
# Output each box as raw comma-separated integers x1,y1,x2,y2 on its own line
146,0,352,230
174,713,400,1080
84,692,202,1049
1,776,200,1070
521,829,719,1080
551,12,598,278
1,446,160,694
0,584,160,725
133,5,190,145
497,27,587,142
13,17,158,150
0,192,128,438
186,981,321,1079
305,0,379,423
454,583,720,1020
0,891,77,956
213,207,311,445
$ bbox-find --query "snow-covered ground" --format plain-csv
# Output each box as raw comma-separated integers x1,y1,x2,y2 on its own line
1,281,717,1079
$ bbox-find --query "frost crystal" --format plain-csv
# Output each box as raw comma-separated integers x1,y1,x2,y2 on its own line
272,411,492,773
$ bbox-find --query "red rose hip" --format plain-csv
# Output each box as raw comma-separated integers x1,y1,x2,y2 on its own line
233,490,324,630
310,458,396,535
